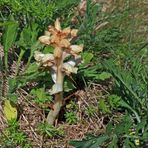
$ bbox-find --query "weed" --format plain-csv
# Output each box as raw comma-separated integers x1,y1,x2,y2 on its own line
30,88,52,105
37,122,64,138
0,120,30,147
85,105,96,117
65,112,78,124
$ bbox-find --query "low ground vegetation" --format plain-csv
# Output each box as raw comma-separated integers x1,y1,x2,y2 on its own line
0,0,147,147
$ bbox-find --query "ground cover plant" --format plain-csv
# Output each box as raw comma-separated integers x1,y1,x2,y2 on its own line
0,0,148,147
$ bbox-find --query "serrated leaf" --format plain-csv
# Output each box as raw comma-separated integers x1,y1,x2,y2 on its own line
17,23,39,49
17,27,31,48
3,100,17,121
25,63,39,74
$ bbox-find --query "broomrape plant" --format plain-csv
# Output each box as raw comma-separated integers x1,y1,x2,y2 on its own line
34,18,83,125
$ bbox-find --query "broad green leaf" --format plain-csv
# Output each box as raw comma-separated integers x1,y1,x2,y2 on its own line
82,65,98,78
96,72,112,80
43,46,54,54
2,16,18,70
31,88,47,100
69,135,109,148
0,21,17,27
81,52,94,67
3,100,17,121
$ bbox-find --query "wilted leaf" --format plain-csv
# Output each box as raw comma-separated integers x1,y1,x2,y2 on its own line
49,83,63,95
3,100,17,121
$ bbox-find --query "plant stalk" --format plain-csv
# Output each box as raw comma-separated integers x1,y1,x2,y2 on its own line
46,92,63,124
46,50,64,125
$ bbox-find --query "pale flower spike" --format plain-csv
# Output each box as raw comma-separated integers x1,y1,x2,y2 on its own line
54,18,61,31
34,18,84,125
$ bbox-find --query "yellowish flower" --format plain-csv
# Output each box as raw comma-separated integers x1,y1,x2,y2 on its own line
38,18,79,52
70,44,84,54
34,51,54,67
63,62,78,75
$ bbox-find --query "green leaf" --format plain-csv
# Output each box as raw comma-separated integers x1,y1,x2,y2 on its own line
106,122,114,135
64,79,76,92
43,46,54,54
2,16,18,70
96,72,112,80
99,99,110,113
107,135,118,148
0,21,17,27
17,23,39,49
120,100,141,123
7,94,17,103
69,135,109,148
108,95,121,109
81,52,94,67
123,138,135,148
30,88,52,104
25,63,39,74
18,27,31,48
81,65,98,78
8,78,18,93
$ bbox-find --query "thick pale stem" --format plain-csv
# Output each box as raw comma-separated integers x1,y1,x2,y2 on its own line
46,92,63,124
46,49,64,125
